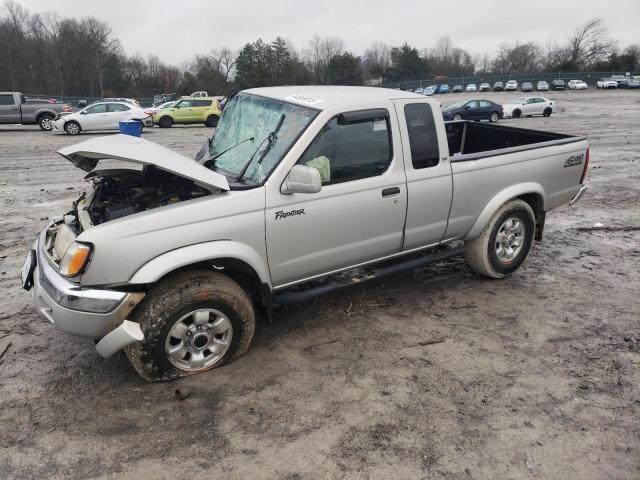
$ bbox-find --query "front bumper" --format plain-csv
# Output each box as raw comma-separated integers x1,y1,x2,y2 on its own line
51,118,65,134
570,184,587,205
29,227,145,355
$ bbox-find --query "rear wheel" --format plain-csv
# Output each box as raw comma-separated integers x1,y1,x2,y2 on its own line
205,114,219,127
126,271,255,382
38,113,54,131
158,116,173,128
512,109,521,118
543,108,552,117
489,111,499,123
64,121,81,135
464,199,535,279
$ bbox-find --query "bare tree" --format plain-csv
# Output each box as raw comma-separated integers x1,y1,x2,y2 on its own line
210,47,237,82
566,18,616,67
304,35,344,84
430,36,453,64
363,41,391,78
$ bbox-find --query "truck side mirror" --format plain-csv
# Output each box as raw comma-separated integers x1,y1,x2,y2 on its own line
281,165,322,194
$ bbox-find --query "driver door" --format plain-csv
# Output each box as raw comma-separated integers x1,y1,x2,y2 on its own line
173,99,195,122
80,103,109,130
265,107,407,288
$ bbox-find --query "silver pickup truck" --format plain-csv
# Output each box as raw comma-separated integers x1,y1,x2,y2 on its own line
21,86,589,381
0,92,72,130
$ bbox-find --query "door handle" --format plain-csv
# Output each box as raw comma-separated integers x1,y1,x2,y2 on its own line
12,107,19,110
382,187,400,197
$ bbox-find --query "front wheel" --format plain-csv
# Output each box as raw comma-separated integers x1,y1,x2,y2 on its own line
464,199,535,279
453,114,462,121
126,271,256,382
64,121,81,135
543,108,552,117
158,116,173,128
512,109,521,118
205,114,219,127
489,112,499,123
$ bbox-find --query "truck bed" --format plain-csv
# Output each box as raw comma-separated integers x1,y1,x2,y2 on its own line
445,121,585,161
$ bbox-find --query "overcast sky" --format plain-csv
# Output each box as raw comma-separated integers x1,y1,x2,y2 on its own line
13,0,640,63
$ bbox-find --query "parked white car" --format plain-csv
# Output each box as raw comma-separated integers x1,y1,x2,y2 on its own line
596,78,618,89
147,100,177,114
568,80,588,90
505,80,518,91
502,97,556,118
536,81,549,91
465,83,477,92
52,101,153,135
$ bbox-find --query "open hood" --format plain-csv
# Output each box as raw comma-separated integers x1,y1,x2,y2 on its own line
57,134,229,191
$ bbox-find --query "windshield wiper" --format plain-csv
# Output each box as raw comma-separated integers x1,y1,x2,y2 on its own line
234,113,286,183
204,136,254,168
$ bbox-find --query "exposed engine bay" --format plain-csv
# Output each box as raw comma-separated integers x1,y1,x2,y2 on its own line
75,166,211,229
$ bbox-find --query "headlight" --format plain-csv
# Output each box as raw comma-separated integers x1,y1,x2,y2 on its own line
59,242,92,277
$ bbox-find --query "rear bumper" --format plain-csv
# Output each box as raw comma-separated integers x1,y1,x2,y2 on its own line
30,228,145,356
570,184,587,205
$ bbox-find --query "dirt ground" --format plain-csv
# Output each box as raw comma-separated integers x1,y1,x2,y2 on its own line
0,89,638,480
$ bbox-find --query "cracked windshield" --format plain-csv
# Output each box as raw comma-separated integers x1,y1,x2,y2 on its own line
209,93,318,183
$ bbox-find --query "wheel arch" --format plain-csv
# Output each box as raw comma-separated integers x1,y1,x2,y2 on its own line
463,183,546,240
128,241,272,296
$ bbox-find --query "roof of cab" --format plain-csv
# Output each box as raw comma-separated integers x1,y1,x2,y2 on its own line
243,86,428,110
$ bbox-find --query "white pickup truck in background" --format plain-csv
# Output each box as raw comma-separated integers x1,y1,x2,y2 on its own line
22,86,589,381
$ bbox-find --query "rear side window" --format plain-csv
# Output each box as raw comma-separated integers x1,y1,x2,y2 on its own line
404,103,439,169
193,100,213,107
0,94,15,105
107,103,130,112
85,104,108,114
298,110,392,185
479,101,491,108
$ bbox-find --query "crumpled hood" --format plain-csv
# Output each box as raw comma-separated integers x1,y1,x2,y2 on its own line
57,134,229,191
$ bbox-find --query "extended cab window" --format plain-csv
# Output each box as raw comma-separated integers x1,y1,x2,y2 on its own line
298,110,392,185
0,94,15,105
404,103,439,169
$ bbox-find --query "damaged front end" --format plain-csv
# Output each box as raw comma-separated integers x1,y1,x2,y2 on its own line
75,167,212,228
56,134,230,230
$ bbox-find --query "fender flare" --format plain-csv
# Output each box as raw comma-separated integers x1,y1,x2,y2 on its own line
463,183,546,240
128,240,272,288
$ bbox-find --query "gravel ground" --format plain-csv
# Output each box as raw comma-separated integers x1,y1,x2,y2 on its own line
0,89,638,480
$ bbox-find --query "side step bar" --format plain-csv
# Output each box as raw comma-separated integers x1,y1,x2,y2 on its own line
273,243,465,305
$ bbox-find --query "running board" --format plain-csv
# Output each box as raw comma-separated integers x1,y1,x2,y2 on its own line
273,243,465,305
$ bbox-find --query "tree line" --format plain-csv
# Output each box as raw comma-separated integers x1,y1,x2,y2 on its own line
0,1,638,99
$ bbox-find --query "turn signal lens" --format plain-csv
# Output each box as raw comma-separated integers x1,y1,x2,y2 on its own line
59,242,92,277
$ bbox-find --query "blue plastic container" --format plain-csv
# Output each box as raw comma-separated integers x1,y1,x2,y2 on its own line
119,120,142,137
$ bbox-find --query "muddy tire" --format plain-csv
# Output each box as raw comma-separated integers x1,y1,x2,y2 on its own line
489,111,499,123
543,107,552,117
464,199,535,279
125,271,255,382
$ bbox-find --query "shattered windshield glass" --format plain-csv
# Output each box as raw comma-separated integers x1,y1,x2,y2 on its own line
208,93,318,184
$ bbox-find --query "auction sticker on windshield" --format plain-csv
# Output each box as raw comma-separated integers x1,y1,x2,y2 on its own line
285,95,323,106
